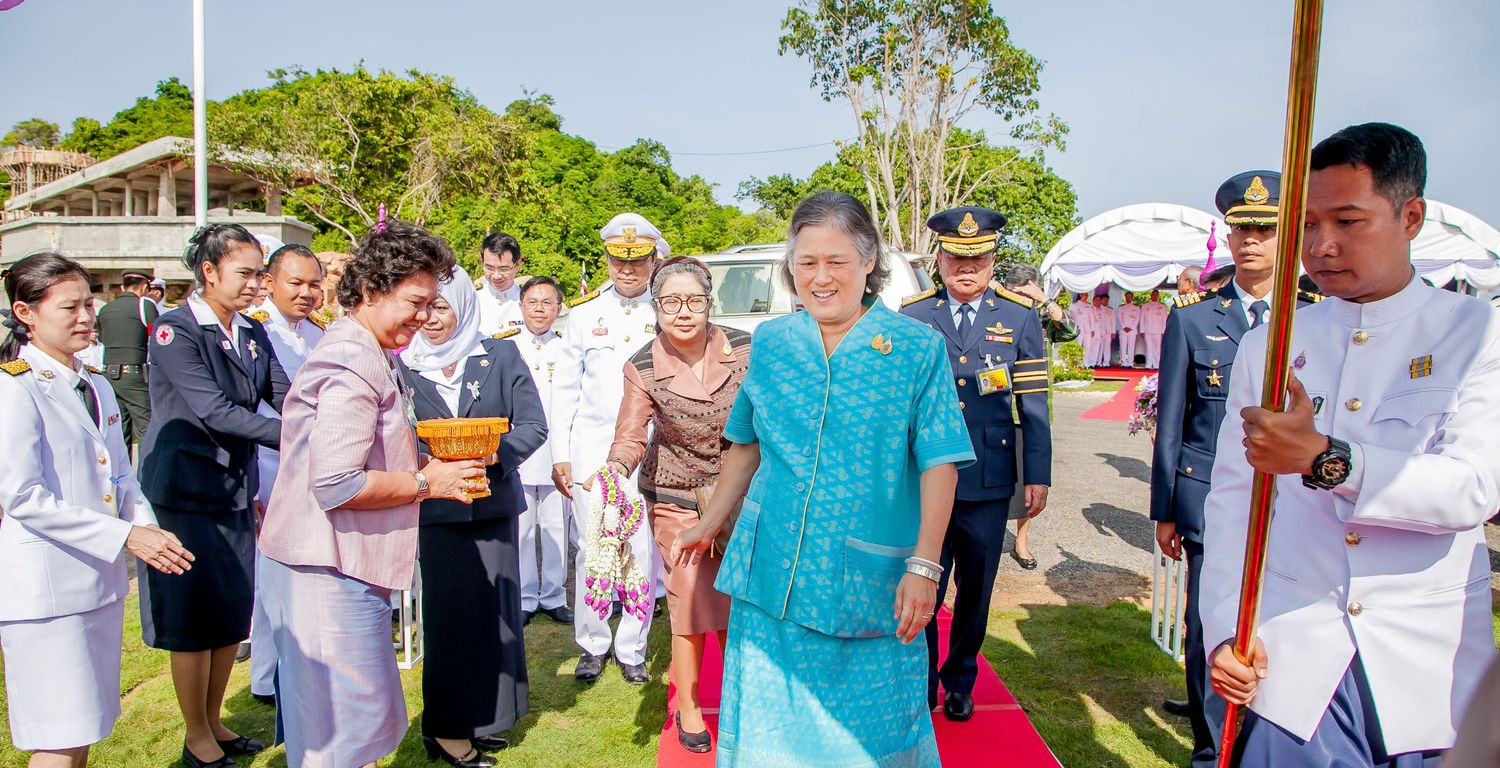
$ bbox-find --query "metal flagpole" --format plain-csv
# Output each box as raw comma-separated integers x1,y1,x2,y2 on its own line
192,0,207,229
1216,0,1325,764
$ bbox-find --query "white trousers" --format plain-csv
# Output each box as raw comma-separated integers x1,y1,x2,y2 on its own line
1118,330,1140,366
572,482,656,666
1143,331,1164,368
1093,333,1114,367
248,554,276,696
519,483,571,613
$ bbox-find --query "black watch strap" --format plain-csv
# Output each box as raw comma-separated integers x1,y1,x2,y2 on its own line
1302,436,1352,490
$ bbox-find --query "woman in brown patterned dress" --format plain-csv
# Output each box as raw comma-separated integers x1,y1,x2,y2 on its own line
604,256,749,754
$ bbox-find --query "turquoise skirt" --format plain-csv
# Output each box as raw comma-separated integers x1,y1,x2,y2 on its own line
717,597,940,768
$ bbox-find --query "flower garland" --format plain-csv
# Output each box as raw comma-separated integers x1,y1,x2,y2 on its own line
1127,373,1159,438
581,465,653,622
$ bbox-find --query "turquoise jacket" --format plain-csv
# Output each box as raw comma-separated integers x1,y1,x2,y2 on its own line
715,302,974,639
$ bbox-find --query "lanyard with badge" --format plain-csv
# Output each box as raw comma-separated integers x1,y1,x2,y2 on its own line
976,354,1011,396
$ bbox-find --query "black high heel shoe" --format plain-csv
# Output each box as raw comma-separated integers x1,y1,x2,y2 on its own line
471,734,509,753
181,744,237,768
675,711,712,754
423,736,496,767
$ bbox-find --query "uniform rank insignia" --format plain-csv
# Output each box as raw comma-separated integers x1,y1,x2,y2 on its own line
1206,334,1229,342
1220,299,1234,309
1207,369,1223,388
1409,355,1432,379
1312,396,1325,416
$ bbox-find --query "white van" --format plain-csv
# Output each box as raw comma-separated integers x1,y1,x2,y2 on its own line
700,244,931,333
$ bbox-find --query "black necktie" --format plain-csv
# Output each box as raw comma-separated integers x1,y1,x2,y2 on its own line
76,376,101,428
1249,300,1269,329
957,304,974,338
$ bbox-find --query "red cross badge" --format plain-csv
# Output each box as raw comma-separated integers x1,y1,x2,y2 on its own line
154,326,175,346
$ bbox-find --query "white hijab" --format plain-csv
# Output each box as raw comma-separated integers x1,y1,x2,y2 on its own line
400,265,487,373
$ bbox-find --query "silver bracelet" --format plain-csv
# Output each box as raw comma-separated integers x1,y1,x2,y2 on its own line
905,561,943,583
906,555,942,571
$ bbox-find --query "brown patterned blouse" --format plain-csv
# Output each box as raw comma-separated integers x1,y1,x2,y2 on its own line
607,324,753,509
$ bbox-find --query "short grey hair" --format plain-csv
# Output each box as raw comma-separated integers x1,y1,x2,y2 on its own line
649,256,713,297
778,192,891,297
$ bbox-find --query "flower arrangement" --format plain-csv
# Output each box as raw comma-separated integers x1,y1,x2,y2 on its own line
581,465,653,622
1127,373,1159,438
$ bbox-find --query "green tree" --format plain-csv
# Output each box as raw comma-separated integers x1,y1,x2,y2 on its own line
59,78,192,158
779,0,1068,252
3,118,61,148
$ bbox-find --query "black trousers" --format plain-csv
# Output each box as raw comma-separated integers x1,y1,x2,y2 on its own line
925,496,1008,704
1183,539,1227,768
107,370,150,445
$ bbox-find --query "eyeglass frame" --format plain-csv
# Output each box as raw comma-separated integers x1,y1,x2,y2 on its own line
653,294,713,315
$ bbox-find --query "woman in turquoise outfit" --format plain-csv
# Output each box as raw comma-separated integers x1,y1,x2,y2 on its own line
673,192,974,767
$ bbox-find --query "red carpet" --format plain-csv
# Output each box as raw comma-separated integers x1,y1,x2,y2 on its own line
656,609,1061,767
1080,366,1152,422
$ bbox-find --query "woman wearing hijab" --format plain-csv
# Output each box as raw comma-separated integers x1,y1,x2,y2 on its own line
398,266,548,768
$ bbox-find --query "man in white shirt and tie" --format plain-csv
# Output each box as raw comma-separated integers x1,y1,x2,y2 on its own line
505,276,574,627
475,232,525,336
242,243,326,705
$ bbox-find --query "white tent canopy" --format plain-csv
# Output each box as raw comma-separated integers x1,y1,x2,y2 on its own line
1042,200,1500,294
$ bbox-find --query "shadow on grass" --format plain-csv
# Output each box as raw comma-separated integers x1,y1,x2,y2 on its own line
984,601,1192,768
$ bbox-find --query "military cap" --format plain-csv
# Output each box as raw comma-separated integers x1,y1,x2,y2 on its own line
254,234,286,266
926,206,1006,257
1216,170,1281,226
121,270,153,282
149,277,167,289
600,213,670,261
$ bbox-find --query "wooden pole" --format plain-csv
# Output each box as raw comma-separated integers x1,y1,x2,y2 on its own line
1216,1,1325,764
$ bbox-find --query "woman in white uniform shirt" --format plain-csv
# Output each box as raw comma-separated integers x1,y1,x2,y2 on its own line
0,252,193,768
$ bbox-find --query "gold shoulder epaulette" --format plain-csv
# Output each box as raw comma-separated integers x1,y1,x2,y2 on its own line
1174,291,1210,308
568,289,600,308
247,309,270,324
1298,289,1326,304
473,277,484,290
900,287,937,307
0,359,31,376
492,328,521,340
84,364,103,375
307,314,328,330
993,285,1034,309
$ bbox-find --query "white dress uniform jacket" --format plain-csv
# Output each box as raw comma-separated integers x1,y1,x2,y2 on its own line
252,300,325,507
516,327,564,486
1068,300,1097,365
514,326,571,613
1092,304,1115,366
1140,300,1169,368
0,345,157,622
1116,302,1143,365
1200,275,1500,753
476,281,523,337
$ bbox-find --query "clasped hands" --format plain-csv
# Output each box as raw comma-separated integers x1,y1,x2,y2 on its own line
423,453,493,504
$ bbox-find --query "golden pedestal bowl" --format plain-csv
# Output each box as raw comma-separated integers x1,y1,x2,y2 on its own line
416,417,509,499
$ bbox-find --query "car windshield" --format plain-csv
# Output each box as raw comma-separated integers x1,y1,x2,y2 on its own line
706,261,795,317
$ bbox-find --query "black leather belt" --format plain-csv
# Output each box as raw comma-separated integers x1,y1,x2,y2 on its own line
105,363,144,376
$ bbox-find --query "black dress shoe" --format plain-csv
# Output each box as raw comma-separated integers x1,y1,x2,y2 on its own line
235,642,251,662
675,711,712,753
542,604,575,623
182,744,236,768
620,661,650,685
216,735,265,755
423,736,495,767
251,692,276,707
943,691,975,722
575,652,608,682
1011,550,1038,570
523,610,534,627
471,734,509,752
1162,698,1191,718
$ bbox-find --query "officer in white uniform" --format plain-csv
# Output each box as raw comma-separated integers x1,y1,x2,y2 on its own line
550,212,664,684
1092,296,1116,367
0,253,190,762
475,232,525,336
1116,294,1143,367
1140,290,1169,368
508,275,573,626
244,243,326,704
1202,123,1498,767
1068,293,1097,367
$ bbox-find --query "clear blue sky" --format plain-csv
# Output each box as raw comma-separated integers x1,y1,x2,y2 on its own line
3,0,1496,224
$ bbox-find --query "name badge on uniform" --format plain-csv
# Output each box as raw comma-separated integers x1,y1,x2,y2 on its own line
976,358,1011,396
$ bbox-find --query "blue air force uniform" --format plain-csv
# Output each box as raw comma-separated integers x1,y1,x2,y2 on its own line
901,206,1052,717
1149,171,1318,767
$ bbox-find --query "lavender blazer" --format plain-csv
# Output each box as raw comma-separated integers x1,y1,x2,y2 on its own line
259,318,421,590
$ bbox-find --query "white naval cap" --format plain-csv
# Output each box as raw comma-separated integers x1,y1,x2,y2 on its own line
599,212,670,260
149,277,168,288
254,234,286,265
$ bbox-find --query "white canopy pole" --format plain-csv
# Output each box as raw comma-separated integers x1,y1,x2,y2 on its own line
192,0,207,228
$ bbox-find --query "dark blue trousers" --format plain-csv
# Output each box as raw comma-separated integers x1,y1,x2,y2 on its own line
925,496,1007,705
1184,539,1228,768
1236,655,1443,767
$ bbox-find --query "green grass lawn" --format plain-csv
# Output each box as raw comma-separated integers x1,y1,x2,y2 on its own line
3,597,1496,767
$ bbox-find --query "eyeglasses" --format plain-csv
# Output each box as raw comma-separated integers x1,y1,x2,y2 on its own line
521,299,558,309
483,263,518,275
654,295,711,314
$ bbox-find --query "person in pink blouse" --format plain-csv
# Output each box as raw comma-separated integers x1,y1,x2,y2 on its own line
257,222,487,768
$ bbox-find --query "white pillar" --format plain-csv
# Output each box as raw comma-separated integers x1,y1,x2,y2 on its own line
192,0,207,228
158,167,177,216
123,183,133,216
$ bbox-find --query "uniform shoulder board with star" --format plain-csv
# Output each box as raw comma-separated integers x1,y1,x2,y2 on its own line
900,287,938,307
307,313,328,330
84,364,103,376
0,359,32,376
1174,290,1214,308
1298,289,1326,303
473,277,484,290
246,309,270,324
492,328,521,340
992,285,1034,309
568,288,601,308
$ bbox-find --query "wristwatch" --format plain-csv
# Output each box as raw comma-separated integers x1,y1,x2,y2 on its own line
1302,436,1352,490
413,471,430,502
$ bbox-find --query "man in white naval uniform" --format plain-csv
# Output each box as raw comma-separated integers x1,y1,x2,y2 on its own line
1203,123,1499,767
1140,289,1169,368
244,244,325,705
475,232,525,336
1092,295,1116,367
1116,293,1143,367
550,212,664,684
1068,293,1097,368
508,275,573,627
